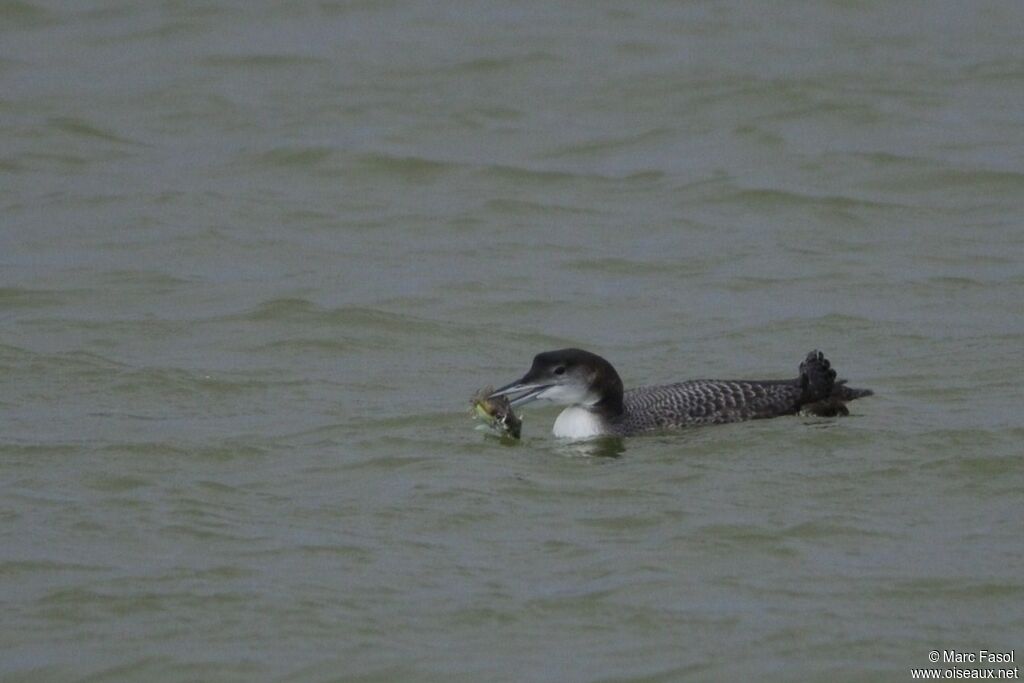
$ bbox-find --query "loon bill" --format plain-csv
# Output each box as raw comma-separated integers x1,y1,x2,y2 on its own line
490,348,873,440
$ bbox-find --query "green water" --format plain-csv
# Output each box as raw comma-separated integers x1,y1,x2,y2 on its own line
2,1,1022,681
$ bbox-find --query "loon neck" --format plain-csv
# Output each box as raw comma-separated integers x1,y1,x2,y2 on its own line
551,357,624,439
589,355,624,418
592,391,623,419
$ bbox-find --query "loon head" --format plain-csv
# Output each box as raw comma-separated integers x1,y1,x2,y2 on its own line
490,348,624,415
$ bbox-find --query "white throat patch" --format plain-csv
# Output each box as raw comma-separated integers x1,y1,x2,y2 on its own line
552,406,607,439
537,383,598,405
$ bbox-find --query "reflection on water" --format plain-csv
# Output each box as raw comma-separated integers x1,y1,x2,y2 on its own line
552,436,627,459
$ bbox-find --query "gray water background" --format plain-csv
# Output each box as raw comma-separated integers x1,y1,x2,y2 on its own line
2,1,1023,681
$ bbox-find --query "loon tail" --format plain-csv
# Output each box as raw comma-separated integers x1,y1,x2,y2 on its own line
798,350,873,417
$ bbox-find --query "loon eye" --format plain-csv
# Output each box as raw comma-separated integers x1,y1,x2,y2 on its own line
553,366,566,375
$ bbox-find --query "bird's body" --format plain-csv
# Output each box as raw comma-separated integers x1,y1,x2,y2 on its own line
491,348,873,439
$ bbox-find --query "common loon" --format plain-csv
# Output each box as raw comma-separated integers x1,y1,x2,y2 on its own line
490,348,873,439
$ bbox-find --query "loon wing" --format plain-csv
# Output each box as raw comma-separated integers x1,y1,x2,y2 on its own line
622,379,803,430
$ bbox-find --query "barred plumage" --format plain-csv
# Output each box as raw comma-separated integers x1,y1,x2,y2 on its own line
613,379,804,434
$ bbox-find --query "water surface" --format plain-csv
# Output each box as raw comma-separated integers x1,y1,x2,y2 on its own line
2,1,1023,681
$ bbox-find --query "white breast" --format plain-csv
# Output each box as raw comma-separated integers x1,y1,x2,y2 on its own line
552,406,607,440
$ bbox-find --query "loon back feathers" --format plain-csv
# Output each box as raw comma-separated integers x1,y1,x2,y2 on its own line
610,351,872,435
615,379,802,433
